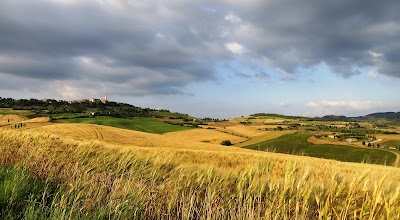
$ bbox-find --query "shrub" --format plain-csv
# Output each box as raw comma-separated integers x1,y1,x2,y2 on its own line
221,140,232,146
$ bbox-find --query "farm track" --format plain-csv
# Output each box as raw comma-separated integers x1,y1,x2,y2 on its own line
89,124,104,140
392,152,400,167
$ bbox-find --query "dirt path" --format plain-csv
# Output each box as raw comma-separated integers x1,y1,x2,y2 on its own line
370,138,383,144
393,152,400,167
369,138,400,167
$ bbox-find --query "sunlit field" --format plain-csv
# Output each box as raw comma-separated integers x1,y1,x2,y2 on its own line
1,126,400,219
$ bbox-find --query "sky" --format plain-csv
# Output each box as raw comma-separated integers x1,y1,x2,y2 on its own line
1,0,400,118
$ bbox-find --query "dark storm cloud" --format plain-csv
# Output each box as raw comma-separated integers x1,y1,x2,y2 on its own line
0,0,226,97
226,0,400,78
0,0,399,99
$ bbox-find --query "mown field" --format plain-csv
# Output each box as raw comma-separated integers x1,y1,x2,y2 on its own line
1,129,400,219
245,132,397,165
57,116,194,134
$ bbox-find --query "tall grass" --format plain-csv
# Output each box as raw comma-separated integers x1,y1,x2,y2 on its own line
0,130,400,219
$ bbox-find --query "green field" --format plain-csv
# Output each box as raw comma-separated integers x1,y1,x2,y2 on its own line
383,140,400,149
57,116,194,134
0,108,34,117
245,132,397,165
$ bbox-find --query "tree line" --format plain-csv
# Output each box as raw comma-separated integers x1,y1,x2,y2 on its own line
0,97,156,118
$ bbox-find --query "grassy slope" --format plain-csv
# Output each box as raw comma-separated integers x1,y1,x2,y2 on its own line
57,116,194,134
245,132,397,165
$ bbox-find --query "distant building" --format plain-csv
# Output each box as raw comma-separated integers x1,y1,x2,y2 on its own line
68,99,88,104
89,98,101,103
346,138,357,144
101,95,107,104
67,96,107,104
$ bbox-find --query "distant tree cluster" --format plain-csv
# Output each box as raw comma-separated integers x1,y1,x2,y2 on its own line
0,97,154,118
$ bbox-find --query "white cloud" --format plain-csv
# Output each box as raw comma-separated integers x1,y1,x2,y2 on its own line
306,100,396,116
50,0,81,5
224,13,242,23
307,101,318,108
368,71,378,79
279,101,290,107
57,85,78,99
308,100,382,109
225,42,244,55
369,51,384,58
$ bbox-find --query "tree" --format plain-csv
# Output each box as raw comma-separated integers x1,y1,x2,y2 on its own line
221,140,232,146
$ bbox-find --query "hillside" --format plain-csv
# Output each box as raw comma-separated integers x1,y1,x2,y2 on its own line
245,132,397,165
1,102,400,218
323,112,400,125
0,97,196,123
1,128,400,219
252,112,400,125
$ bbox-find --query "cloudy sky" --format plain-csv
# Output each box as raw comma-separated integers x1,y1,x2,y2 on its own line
1,0,400,118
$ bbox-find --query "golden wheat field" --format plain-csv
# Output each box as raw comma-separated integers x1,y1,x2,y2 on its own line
0,114,26,126
22,123,400,179
224,125,266,137
234,131,296,148
202,121,237,128
21,116,51,123
29,123,253,154
377,134,400,142
164,128,247,144
2,120,400,219
1,127,400,219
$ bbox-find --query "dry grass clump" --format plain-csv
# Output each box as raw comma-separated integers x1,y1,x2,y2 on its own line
164,128,247,144
1,129,400,219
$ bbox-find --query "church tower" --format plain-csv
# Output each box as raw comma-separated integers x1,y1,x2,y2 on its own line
101,95,107,104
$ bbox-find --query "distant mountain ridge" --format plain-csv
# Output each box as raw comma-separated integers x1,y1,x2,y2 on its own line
362,112,400,119
252,112,400,125
323,112,400,125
